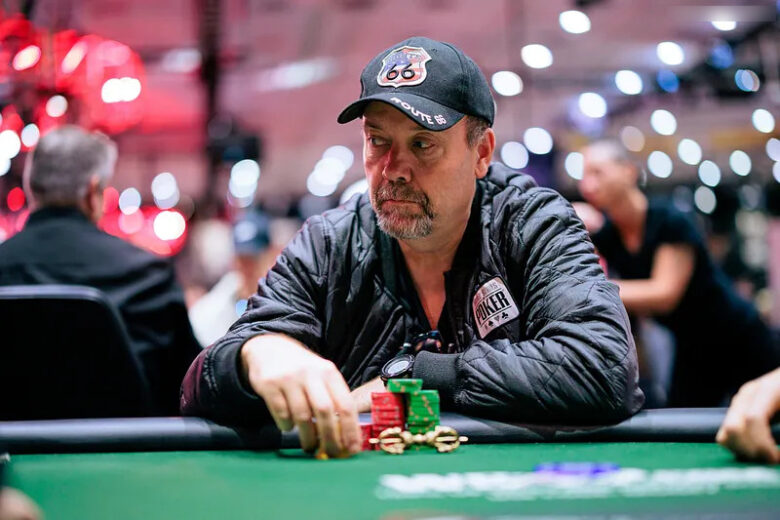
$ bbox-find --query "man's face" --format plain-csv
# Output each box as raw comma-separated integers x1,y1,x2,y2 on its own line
362,102,482,240
579,147,636,210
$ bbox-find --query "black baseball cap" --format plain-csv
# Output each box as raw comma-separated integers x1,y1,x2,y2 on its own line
338,36,494,131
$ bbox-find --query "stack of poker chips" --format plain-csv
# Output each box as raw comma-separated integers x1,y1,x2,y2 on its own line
368,391,406,449
405,390,440,434
365,379,441,448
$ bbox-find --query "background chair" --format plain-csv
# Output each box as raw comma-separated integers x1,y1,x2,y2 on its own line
0,285,156,420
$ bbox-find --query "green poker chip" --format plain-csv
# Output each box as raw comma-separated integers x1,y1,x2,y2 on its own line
387,379,423,393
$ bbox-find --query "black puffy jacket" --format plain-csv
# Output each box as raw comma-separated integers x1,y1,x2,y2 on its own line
181,164,644,424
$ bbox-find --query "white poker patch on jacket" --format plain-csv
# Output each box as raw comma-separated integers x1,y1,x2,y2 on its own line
472,277,519,338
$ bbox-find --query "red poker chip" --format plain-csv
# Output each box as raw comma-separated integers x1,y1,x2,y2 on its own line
371,406,405,414
371,392,405,406
360,424,374,451
372,414,405,424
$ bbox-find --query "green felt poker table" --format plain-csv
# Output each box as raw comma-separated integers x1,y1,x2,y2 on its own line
1,409,778,519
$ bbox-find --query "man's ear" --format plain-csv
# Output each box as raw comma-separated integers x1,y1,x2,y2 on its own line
84,175,103,222
475,128,495,179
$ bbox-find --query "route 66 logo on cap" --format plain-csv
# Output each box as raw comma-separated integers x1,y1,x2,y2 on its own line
377,45,432,88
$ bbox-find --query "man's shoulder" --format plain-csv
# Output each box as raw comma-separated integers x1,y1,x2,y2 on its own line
480,163,573,221
0,214,164,269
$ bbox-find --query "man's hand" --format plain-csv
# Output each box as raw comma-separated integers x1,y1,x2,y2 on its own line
716,367,780,464
351,377,386,413
240,334,362,457
571,202,604,235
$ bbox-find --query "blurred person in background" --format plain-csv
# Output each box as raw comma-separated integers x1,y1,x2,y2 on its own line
0,126,201,415
189,208,278,346
574,139,780,407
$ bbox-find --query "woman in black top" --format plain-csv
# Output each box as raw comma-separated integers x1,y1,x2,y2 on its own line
574,139,779,407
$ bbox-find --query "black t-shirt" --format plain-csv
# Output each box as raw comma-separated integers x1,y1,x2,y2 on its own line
591,199,762,344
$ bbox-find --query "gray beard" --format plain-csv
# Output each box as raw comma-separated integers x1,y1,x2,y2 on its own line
376,209,433,240
372,181,435,240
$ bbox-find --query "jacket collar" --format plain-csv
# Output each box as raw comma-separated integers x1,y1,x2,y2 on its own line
27,206,92,225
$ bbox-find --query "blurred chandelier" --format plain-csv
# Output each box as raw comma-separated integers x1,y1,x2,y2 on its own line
0,13,145,142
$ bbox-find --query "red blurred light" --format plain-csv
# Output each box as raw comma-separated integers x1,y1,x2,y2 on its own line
15,209,29,231
118,210,144,234
1,106,23,133
7,187,25,212
12,44,41,71
62,40,87,74
102,186,119,213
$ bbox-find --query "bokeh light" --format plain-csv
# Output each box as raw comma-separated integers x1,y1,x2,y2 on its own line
735,69,760,92
559,10,591,34
711,20,736,31
650,109,677,135
620,126,645,152
13,45,41,71
656,70,679,93
0,157,11,177
767,138,780,162
151,172,180,209
708,41,734,69
752,109,775,133
492,71,523,97
656,41,684,66
311,157,347,186
322,145,354,171
118,187,141,215
500,141,529,169
521,44,553,69
153,210,186,240
647,151,673,178
0,130,22,159
729,150,751,177
523,127,553,154
698,160,721,187
7,187,25,211
578,92,607,118
677,138,702,165
564,152,584,180
20,124,40,148
307,172,338,197
694,186,716,214
45,95,68,118
615,70,643,95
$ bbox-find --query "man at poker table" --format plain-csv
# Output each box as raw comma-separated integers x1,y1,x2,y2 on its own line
180,36,644,458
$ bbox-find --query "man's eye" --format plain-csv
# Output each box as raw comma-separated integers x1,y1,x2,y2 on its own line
368,136,387,146
414,140,432,150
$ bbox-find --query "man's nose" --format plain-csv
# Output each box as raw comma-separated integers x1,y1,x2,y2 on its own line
382,145,412,183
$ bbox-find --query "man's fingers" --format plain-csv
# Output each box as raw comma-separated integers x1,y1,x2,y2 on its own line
282,383,318,452
305,376,341,457
297,419,318,453
258,386,294,432
325,372,362,454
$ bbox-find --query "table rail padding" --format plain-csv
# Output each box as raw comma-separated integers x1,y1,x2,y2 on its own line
1,408,778,454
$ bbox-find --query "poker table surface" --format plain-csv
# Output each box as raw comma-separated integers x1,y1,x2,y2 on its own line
2,409,779,520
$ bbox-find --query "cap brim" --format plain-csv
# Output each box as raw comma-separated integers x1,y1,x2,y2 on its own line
337,92,464,131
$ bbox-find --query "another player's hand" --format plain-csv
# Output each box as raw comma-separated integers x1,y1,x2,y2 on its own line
716,367,780,464
240,334,362,457
571,202,604,235
0,487,42,520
